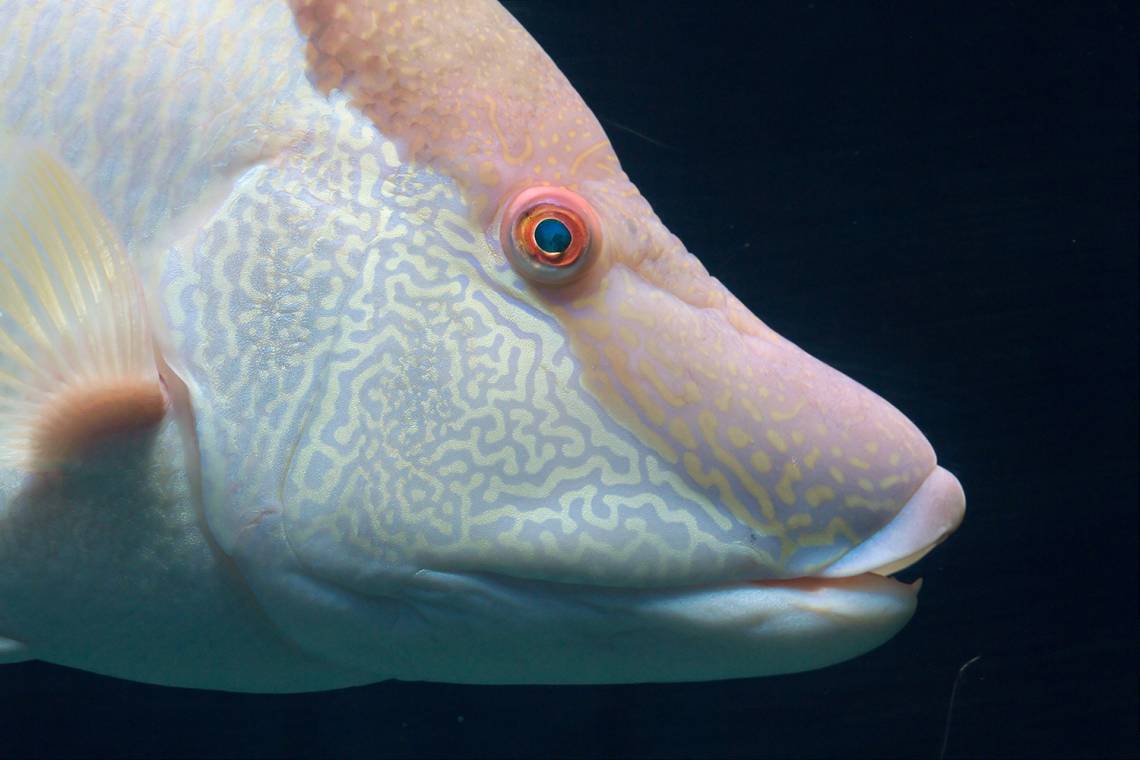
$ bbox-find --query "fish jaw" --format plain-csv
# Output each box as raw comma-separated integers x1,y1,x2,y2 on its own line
223,503,920,685
220,457,951,686
385,571,919,684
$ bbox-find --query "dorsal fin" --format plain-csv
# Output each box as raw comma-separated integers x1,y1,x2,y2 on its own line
0,141,165,470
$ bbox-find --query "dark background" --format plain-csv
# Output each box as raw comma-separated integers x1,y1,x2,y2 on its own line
1,2,1135,758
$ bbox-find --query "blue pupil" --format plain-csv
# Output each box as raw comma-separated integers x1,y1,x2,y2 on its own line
534,218,572,254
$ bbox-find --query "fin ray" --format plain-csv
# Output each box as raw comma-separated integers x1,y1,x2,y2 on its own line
0,140,164,468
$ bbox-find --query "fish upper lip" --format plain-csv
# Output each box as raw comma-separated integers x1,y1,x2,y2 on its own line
814,465,966,579
648,465,964,590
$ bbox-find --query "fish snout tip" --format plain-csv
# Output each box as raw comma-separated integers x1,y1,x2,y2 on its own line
819,465,966,578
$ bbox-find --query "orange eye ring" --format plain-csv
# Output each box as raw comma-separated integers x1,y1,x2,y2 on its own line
499,186,601,285
518,204,587,267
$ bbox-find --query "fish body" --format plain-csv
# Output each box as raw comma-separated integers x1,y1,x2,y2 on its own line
0,0,964,691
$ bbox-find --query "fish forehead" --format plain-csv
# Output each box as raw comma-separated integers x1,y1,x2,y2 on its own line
290,0,624,216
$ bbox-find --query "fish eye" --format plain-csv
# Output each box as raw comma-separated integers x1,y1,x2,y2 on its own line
534,218,572,256
499,186,600,285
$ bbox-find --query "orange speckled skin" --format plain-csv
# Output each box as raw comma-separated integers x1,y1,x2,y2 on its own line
290,0,766,327
291,0,619,220
289,1,732,314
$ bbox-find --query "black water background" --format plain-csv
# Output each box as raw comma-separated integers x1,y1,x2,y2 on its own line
1,2,1135,758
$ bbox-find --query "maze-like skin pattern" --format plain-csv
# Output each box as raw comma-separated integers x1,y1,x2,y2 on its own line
274,0,936,581
173,91,768,586
2,0,936,594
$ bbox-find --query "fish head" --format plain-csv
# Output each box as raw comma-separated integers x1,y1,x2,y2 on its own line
236,0,967,683
0,0,965,690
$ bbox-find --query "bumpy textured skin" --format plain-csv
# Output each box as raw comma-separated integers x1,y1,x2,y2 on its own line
291,0,619,219
0,0,953,688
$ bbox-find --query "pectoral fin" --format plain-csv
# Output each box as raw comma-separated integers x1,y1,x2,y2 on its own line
0,141,165,470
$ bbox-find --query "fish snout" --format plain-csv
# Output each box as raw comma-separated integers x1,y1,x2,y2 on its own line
556,256,963,581
728,320,966,578
712,326,957,578
818,465,966,577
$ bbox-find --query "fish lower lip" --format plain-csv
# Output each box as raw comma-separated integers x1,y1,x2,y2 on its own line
740,574,922,596
389,569,920,684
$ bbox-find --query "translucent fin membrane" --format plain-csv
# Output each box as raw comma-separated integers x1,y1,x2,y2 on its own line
0,141,163,469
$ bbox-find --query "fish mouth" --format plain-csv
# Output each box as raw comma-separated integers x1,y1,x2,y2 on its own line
638,465,965,597
393,569,924,684
413,465,967,609
232,467,965,685
612,465,964,595
382,469,963,683
813,465,966,580
646,464,965,629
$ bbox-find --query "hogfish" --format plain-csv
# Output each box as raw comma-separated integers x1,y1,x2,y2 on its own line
0,0,964,691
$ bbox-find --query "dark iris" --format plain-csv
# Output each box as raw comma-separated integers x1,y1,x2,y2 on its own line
534,218,572,254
